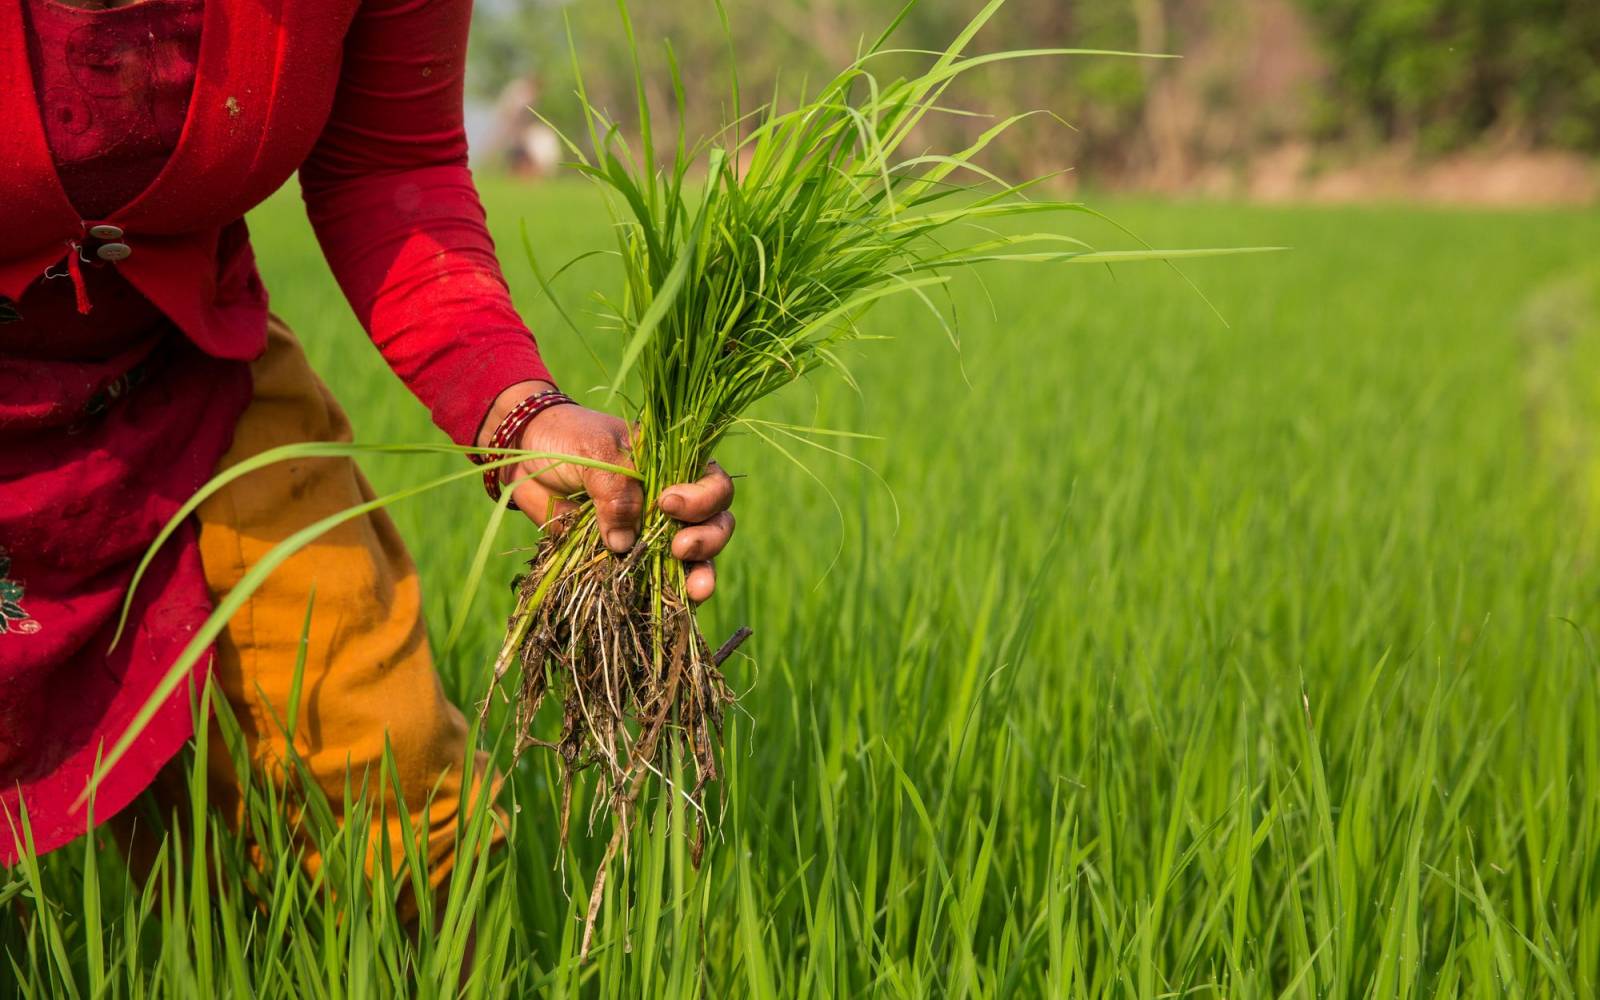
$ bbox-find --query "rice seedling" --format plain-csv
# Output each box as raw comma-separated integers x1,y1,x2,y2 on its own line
493,0,1272,952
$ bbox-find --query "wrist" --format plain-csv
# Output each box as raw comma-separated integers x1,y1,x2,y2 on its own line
474,383,578,505
478,379,557,450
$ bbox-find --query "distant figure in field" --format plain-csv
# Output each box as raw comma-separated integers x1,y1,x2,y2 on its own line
492,74,562,178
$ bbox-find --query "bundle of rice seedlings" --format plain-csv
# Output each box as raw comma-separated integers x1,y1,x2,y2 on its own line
487,0,1267,950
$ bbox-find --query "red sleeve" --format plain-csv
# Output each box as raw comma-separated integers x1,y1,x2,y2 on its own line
298,0,553,447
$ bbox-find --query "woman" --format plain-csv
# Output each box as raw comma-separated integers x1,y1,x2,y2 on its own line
0,0,737,895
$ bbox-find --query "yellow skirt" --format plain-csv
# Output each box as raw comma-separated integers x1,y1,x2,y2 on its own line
116,315,497,905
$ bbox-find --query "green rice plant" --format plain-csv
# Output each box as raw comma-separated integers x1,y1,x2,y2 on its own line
495,0,1273,952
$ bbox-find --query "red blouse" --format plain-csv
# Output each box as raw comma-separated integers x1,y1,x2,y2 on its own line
8,0,553,444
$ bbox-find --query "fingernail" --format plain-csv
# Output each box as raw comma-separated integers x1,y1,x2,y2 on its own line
605,529,636,553
659,493,683,515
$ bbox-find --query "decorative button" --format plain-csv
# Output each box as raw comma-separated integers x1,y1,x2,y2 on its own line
87,224,124,241
96,242,132,262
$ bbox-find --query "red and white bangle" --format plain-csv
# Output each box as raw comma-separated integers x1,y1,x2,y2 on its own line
473,388,575,503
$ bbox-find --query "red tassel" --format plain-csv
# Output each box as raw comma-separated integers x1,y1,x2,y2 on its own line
65,244,92,315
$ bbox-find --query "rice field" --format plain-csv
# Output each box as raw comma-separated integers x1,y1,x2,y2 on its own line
6,182,1600,996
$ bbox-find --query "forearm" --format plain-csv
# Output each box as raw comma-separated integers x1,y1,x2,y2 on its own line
299,0,553,446
302,164,554,444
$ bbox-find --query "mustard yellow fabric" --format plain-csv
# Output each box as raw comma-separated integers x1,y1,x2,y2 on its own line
120,315,498,902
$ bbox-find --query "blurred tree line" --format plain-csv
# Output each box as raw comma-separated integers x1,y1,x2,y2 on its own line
469,0,1600,183
1298,0,1600,153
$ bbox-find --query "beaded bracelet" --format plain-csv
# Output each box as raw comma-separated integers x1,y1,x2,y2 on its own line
473,388,576,504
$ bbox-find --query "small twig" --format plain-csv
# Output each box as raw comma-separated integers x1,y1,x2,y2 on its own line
711,626,753,667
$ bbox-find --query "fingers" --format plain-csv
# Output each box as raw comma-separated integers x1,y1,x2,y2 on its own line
515,406,639,547
533,417,637,552
670,510,735,562
581,455,644,554
512,403,734,568
663,465,733,601
585,470,644,553
659,460,732,601
673,504,732,604
684,560,716,603
658,462,734,524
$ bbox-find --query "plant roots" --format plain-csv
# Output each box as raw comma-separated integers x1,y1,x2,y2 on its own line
484,519,746,957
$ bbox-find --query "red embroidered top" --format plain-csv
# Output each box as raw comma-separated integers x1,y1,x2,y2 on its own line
10,0,202,359
1,0,249,861
10,0,553,441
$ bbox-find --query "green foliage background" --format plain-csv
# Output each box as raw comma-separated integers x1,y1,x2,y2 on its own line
1298,0,1600,152
472,0,1600,177
473,0,1159,176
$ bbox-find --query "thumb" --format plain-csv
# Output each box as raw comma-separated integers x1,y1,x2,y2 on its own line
581,454,644,554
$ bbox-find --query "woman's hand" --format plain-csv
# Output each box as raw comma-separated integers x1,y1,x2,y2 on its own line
479,382,736,602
